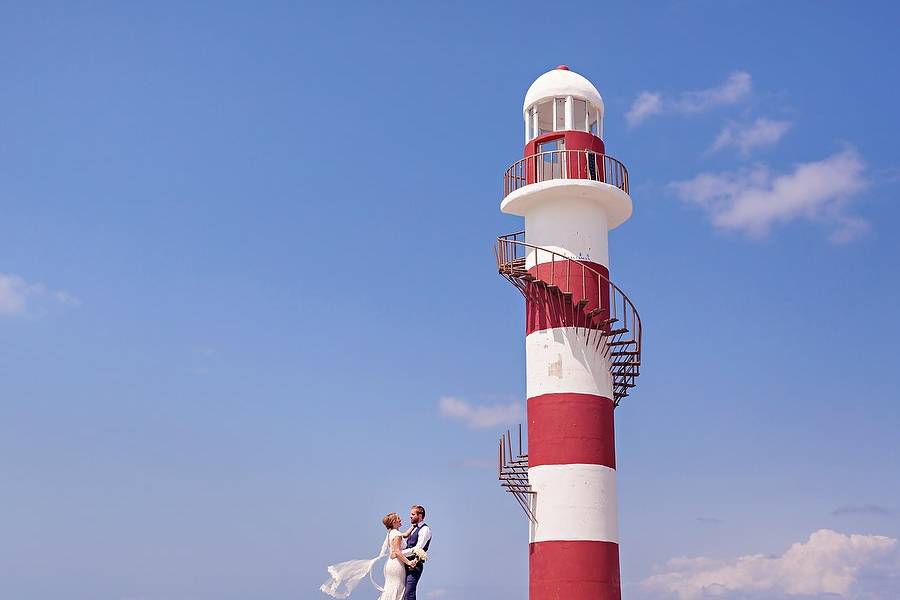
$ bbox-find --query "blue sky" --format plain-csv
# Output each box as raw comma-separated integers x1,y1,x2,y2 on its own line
1,2,899,599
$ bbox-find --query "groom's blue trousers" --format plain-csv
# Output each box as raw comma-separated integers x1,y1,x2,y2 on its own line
404,565,423,600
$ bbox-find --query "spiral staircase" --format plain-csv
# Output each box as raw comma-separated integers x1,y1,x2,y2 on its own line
495,231,643,403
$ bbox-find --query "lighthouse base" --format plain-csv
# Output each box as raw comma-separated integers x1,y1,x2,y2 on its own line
529,540,621,600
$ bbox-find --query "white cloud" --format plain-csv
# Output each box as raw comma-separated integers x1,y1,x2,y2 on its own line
438,396,522,429
627,92,663,126
643,529,899,599
628,72,752,126
669,148,869,242
710,118,792,155
676,71,752,114
0,274,29,315
0,273,78,317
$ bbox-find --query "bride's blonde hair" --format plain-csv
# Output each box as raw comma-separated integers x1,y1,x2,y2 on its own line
382,512,400,530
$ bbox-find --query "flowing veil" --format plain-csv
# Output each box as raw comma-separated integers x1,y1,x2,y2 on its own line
320,532,390,598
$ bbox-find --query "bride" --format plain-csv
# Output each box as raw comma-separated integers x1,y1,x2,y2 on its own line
378,512,419,600
320,512,418,599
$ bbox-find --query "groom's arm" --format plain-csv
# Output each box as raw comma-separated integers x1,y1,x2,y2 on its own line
402,525,432,556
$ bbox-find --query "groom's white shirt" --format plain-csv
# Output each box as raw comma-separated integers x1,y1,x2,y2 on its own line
403,523,432,557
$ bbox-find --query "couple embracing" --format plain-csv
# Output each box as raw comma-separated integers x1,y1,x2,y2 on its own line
320,505,432,600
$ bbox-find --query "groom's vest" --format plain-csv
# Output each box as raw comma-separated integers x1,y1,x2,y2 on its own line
407,523,431,552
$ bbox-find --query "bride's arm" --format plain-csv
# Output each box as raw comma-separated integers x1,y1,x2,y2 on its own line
401,526,414,538
390,533,417,567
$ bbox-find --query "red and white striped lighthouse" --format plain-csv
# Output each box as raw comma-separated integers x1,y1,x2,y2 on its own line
496,66,642,600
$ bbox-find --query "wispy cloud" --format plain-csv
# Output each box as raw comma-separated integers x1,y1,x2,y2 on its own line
627,72,752,126
642,529,899,599
438,396,522,429
710,118,791,156
696,517,723,524
626,92,663,126
191,345,216,358
0,273,78,317
675,72,753,114
668,147,869,242
833,504,895,517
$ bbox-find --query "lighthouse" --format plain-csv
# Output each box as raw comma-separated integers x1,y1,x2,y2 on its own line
496,66,642,600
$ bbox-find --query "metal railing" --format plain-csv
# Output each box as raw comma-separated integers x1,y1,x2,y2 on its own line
495,231,642,404
503,150,629,197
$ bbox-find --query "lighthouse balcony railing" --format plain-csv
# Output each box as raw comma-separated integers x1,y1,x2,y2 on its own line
503,150,629,197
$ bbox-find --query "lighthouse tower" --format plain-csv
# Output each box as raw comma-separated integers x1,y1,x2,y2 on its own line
496,66,642,600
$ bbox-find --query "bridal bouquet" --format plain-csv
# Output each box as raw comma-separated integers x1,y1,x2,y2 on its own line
412,548,428,563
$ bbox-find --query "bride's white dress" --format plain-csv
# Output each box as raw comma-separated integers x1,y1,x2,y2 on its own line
378,529,407,600
319,529,407,599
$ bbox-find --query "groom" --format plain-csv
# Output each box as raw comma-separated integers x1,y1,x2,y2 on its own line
401,504,431,600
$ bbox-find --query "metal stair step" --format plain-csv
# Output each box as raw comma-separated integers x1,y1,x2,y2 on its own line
502,485,534,493
612,368,639,376
592,318,618,328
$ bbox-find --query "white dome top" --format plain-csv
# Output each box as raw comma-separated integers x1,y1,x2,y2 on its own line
523,66,604,116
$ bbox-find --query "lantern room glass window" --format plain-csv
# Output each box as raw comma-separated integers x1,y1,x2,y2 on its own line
525,97,603,140
554,97,566,131
536,99,553,136
572,99,588,132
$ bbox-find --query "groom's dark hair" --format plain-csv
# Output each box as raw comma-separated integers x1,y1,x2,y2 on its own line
411,505,425,518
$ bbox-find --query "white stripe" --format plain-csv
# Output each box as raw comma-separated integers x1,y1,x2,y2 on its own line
524,192,610,269
526,327,613,399
528,463,618,543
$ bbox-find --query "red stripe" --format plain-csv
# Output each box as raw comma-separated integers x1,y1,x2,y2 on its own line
525,261,611,334
528,393,616,468
530,540,621,600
